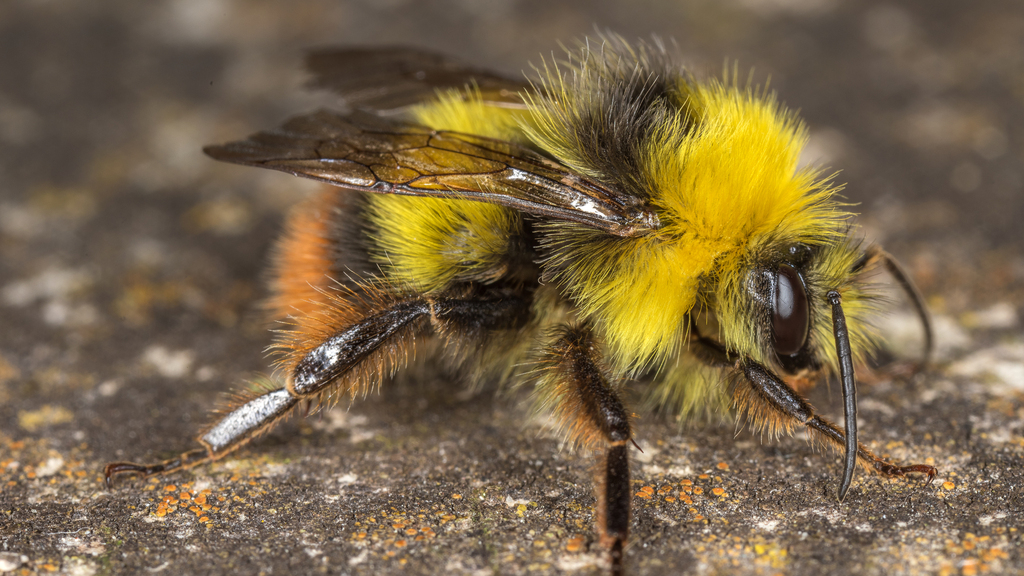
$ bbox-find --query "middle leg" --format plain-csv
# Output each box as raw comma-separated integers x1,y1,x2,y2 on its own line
536,324,633,576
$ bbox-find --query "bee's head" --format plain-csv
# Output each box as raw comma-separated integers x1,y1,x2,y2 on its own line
717,238,880,376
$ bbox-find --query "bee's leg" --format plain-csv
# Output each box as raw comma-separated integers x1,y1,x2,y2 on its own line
687,317,732,367
103,385,302,487
539,325,633,575
104,293,530,487
735,358,937,493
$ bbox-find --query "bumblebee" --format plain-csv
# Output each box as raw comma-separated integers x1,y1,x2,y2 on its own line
106,36,937,573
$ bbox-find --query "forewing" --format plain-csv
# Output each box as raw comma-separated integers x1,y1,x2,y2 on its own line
305,47,531,112
204,110,659,237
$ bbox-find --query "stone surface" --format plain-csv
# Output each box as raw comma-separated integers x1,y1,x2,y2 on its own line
1,1,1022,575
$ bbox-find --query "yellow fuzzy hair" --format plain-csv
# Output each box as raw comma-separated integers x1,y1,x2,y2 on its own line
365,194,521,293
381,40,875,382
412,87,531,143
361,90,535,294
536,74,848,371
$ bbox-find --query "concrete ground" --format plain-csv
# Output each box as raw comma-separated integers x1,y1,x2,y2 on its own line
1,1,1022,575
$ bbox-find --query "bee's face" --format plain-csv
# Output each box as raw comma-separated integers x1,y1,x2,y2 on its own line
719,239,873,376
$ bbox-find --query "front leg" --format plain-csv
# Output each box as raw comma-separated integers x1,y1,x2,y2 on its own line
735,358,937,491
535,324,634,576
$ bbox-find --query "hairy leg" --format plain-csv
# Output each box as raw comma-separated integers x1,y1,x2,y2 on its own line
536,325,634,575
105,289,531,486
734,358,937,487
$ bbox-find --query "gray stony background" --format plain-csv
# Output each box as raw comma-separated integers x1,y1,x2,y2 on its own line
1,1,1022,575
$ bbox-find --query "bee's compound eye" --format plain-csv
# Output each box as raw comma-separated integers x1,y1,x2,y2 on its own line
772,264,809,356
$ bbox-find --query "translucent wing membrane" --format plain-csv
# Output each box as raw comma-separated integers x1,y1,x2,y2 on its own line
204,110,660,236
305,47,531,112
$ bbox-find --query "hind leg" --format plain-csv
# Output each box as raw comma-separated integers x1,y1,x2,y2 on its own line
105,288,531,486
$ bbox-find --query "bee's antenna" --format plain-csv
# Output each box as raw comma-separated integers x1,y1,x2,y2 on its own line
827,290,858,502
878,250,933,371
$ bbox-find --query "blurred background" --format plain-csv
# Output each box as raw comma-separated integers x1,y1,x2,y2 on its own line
1,1,1021,575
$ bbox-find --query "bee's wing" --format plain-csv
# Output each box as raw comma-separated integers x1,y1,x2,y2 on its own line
305,47,531,112
205,110,658,237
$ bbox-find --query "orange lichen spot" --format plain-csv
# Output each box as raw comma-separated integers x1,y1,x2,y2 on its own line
164,484,177,492
26,472,36,479
355,531,368,540
392,522,406,530
712,487,726,497
665,497,676,502
217,496,226,502
200,516,210,522
194,493,207,505
693,514,704,521
698,474,710,480
405,528,417,536
681,479,693,486
40,563,59,572
657,484,673,494
394,539,407,548
451,493,462,499
566,535,586,553
942,481,955,490
179,491,191,500
636,485,654,499
190,506,201,514
982,548,1008,561
693,487,704,495
716,462,729,471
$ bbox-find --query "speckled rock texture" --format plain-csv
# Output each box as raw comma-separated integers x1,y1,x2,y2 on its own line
1,1,1022,575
